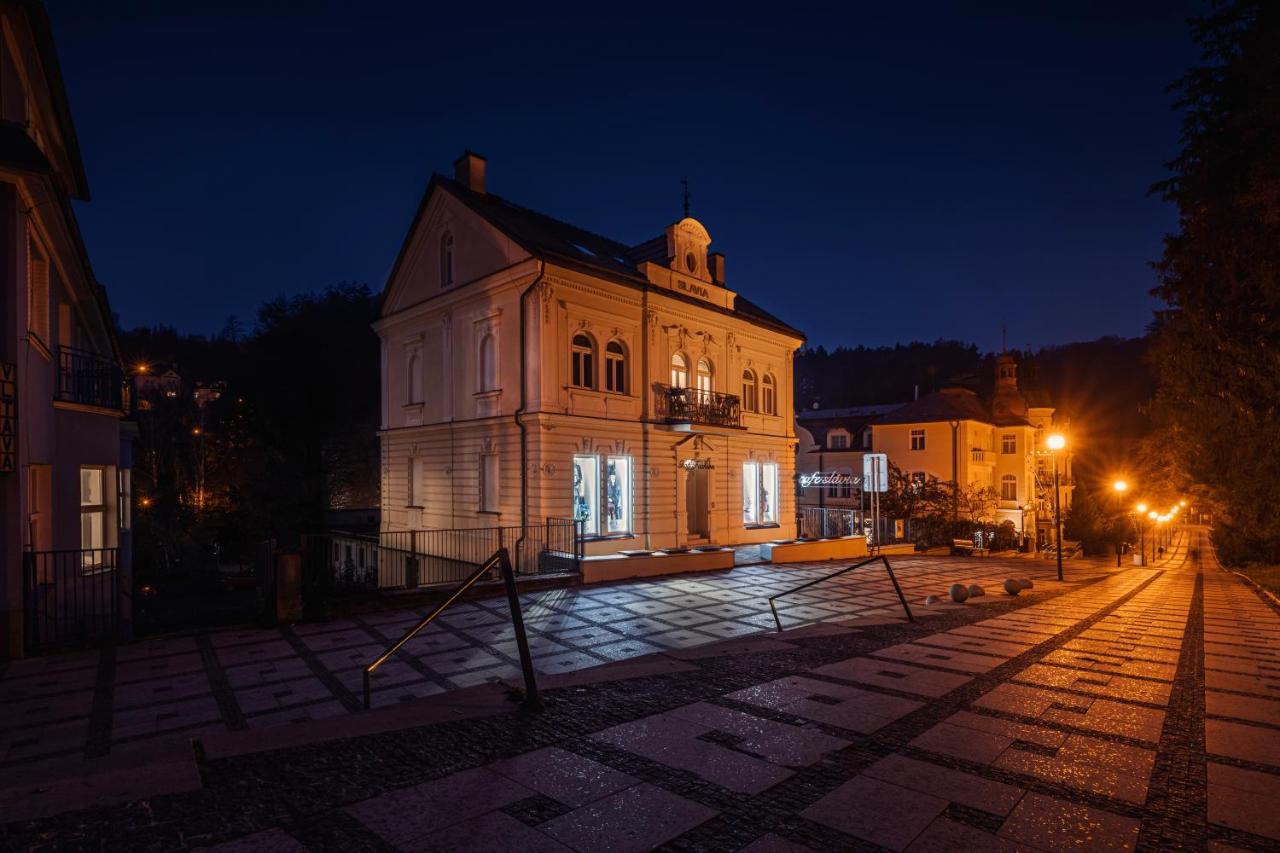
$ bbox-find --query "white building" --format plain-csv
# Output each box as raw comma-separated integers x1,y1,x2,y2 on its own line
376,154,805,558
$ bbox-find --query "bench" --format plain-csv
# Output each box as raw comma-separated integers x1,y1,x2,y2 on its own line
951,538,988,556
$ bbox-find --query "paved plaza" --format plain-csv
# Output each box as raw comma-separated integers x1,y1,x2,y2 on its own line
3,528,1280,851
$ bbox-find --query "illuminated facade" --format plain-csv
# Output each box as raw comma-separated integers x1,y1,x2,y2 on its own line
1,1,131,656
376,153,804,553
797,355,1073,545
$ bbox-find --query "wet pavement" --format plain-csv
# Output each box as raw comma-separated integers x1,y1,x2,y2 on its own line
3,528,1279,852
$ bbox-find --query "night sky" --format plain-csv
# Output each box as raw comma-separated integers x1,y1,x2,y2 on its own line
49,1,1201,351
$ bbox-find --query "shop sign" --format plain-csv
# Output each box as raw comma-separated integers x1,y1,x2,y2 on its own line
0,361,15,474
798,471,859,488
681,458,714,470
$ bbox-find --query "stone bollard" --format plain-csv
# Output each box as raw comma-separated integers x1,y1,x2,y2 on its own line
949,583,970,603
1003,578,1022,596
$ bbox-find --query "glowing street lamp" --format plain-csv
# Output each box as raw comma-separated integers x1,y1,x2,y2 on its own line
1046,433,1067,581
1111,480,1129,565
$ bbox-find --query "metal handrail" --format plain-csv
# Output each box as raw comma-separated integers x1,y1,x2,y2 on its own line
768,555,914,632
362,547,542,711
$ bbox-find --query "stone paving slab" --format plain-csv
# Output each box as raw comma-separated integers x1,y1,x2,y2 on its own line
8,529,1280,852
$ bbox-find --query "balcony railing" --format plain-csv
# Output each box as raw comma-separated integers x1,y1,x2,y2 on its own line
56,346,124,411
971,449,991,464
655,385,742,428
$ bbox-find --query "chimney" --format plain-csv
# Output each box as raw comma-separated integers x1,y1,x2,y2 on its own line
453,151,486,195
709,252,725,284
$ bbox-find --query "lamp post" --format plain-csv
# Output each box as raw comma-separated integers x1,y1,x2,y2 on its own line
1147,510,1158,564
1135,502,1148,566
1112,480,1128,567
1046,433,1066,581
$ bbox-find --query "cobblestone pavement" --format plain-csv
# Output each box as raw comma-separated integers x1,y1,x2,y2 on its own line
0,553,1096,770
5,529,1279,852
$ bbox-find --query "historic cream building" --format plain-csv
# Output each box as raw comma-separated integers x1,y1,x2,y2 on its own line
797,355,1073,546
376,153,804,554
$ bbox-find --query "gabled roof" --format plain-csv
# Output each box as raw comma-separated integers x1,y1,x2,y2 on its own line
874,387,1031,427
797,404,901,450
382,174,805,340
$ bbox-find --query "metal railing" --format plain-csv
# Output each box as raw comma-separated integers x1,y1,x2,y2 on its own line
377,518,580,587
56,345,125,410
798,506,861,539
655,385,743,428
767,555,914,631
363,548,541,711
23,547,122,653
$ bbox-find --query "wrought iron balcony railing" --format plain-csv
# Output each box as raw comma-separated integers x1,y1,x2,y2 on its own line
655,385,743,428
56,346,125,411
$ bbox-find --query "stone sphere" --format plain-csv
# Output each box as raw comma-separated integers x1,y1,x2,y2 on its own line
967,584,985,598
1003,578,1022,596
1018,578,1034,589
925,595,939,606
949,583,970,603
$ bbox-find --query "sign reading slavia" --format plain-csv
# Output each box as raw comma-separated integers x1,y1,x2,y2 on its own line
798,471,860,489
1,361,16,474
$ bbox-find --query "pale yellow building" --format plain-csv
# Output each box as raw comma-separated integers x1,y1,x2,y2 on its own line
797,355,1073,547
376,153,805,556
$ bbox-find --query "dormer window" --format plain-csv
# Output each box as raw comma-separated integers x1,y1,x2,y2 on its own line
440,231,455,288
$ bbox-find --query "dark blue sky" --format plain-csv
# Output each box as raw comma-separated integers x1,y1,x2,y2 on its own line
49,1,1201,351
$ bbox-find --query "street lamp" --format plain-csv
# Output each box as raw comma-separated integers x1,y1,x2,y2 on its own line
1046,433,1066,581
1112,480,1128,566
1147,510,1159,563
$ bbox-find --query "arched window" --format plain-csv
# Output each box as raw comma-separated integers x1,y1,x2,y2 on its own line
605,340,626,393
761,373,777,415
741,369,757,412
440,231,454,288
478,333,497,392
1000,474,1018,502
571,333,595,389
407,352,421,404
696,357,713,393
670,352,688,388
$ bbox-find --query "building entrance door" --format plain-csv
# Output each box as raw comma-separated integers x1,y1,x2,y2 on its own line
685,466,710,540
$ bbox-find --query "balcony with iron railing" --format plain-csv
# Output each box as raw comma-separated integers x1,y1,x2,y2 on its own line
655,385,743,428
56,346,125,411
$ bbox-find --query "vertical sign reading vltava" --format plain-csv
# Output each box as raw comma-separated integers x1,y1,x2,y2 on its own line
0,361,15,473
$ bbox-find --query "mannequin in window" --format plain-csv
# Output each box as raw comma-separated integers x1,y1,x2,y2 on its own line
761,484,770,520
607,471,622,522
573,462,589,522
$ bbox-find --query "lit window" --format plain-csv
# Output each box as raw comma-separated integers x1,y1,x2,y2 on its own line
741,369,757,412
910,471,927,491
696,358,713,393
572,454,599,533
80,467,106,569
1001,433,1017,454
1001,474,1018,501
571,334,595,389
670,352,688,388
440,231,454,288
761,373,776,415
742,462,778,525
478,333,497,392
910,429,926,451
605,456,631,534
480,453,499,512
605,340,626,393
